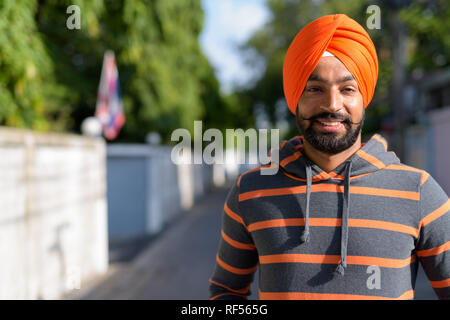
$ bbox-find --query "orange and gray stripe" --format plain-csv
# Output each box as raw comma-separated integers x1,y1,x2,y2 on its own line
209,134,450,300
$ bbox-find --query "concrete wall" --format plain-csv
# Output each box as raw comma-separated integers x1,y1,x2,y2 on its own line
404,106,450,195
0,127,108,299
404,125,429,171
106,145,220,241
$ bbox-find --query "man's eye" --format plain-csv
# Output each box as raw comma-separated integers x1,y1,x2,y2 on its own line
307,87,321,92
343,87,356,92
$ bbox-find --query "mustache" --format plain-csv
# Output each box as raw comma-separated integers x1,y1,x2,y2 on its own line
298,112,363,125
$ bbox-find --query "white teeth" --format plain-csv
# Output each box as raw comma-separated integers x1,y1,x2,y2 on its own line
319,121,341,126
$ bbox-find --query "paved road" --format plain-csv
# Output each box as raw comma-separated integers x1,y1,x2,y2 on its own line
71,186,240,300
70,186,436,300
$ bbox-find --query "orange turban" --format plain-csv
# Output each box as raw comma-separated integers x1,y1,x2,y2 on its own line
283,14,379,115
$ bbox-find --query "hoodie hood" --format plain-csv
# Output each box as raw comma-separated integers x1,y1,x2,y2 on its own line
271,133,400,276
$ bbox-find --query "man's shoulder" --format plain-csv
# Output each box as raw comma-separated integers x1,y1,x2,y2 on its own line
386,163,448,198
382,162,430,186
236,164,283,191
237,164,269,187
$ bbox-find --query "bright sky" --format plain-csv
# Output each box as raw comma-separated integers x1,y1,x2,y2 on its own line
199,0,270,94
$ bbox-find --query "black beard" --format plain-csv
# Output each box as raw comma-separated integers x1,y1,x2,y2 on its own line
296,111,364,155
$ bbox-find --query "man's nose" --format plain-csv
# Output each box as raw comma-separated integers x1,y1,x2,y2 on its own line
320,88,343,113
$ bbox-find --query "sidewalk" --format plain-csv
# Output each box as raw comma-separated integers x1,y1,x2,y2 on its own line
66,185,259,300
65,186,436,300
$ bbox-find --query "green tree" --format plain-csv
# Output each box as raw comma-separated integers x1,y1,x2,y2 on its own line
38,0,222,143
0,0,69,130
400,0,450,71
1,0,232,143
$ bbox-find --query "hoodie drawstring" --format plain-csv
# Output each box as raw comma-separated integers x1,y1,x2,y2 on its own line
334,160,352,276
300,163,312,243
299,160,353,276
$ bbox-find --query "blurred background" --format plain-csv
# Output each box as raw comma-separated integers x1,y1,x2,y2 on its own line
0,0,448,300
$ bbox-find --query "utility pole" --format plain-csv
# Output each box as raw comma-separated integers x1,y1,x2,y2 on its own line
388,1,408,160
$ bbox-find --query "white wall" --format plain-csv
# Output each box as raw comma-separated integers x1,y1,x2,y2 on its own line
106,145,219,239
404,106,450,196
0,127,108,299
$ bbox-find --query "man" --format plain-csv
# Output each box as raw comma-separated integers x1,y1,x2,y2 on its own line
209,14,450,300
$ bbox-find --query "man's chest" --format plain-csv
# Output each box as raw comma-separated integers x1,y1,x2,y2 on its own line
239,191,419,258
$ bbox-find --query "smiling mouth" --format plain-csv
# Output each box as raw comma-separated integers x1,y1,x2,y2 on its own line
316,120,342,126
315,118,345,126
312,118,347,133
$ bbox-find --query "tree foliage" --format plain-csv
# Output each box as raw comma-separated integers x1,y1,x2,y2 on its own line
0,0,232,143
0,0,61,130
400,0,450,71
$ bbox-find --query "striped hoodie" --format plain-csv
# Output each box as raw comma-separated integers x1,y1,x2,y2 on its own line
209,134,450,300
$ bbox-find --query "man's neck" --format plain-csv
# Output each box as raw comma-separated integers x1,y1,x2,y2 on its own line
302,135,362,173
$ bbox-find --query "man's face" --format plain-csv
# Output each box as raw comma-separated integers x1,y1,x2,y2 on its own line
296,56,365,154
